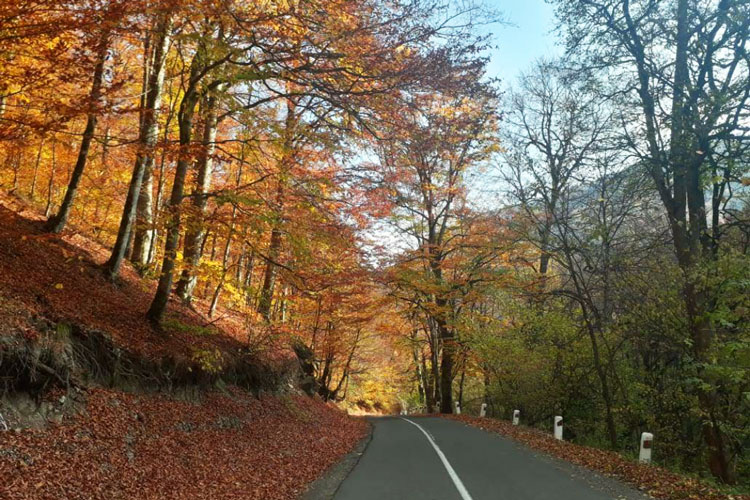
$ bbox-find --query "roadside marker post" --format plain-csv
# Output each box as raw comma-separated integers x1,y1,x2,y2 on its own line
479,403,487,417
554,416,563,440
455,401,461,415
639,432,653,464
512,409,520,425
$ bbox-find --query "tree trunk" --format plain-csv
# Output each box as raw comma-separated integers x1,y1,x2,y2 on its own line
105,13,171,279
587,323,618,449
208,232,231,318
437,312,454,414
131,158,155,267
647,0,734,483
458,364,466,409
257,100,296,321
44,140,57,218
483,369,491,416
45,31,109,234
146,53,201,323
421,352,432,410
148,143,169,265
10,150,21,194
175,92,218,303
257,200,283,321
29,138,44,199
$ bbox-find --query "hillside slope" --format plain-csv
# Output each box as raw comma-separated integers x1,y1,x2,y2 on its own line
0,197,368,499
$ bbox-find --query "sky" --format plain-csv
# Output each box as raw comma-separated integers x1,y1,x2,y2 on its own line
482,0,562,84
458,1,564,209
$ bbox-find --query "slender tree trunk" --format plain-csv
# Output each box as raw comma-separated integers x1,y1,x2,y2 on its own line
428,321,441,412
44,140,57,218
0,85,6,119
106,13,171,279
201,231,217,296
175,92,218,303
243,250,255,307
421,352,432,410
131,158,155,266
243,251,254,288
10,150,21,194
458,364,466,409
411,329,425,404
483,369,491,415
257,100,296,321
29,138,45,199
146,54,201,323
588,323,618,449
148,144,169,265
208,149,244,317
208,233,231,318
235,247,244,283
45,31,110,234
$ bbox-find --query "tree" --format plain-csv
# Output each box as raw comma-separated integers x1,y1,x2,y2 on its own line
175,90,221,301
105,5,173,278
501,61,625,448
501,60,607,276
554,0,750,483
145,0,498,323
372,89,499,413
44,0,127,234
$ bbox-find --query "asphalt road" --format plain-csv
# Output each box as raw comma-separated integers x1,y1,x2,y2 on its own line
332,417,649,500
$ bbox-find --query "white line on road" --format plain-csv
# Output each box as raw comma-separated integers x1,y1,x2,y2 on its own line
400,418,474,500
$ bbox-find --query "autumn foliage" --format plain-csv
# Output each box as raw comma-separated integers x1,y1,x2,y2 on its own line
1,387,367,500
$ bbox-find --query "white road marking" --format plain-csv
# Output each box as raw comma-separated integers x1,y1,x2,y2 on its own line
401,418,474,500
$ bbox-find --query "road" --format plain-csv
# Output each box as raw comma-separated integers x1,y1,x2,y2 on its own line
332,417,648,500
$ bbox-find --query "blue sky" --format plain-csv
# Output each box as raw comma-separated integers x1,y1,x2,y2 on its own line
481,0,562,84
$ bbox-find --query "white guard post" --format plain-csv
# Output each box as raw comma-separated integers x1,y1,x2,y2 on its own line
639,432,653,464
512,409,520,426
480,403,487,418
554,416,563,440
454,401,461,415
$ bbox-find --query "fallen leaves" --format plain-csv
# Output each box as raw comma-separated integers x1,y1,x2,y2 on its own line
0,198,291,366
0,197,369,498
0,388,368,500
445,415,748,500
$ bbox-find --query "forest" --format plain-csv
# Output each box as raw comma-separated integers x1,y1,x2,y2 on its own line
0,0,748,494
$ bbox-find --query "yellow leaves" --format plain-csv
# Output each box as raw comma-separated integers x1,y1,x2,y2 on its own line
395,44,413,57
54,283,64,290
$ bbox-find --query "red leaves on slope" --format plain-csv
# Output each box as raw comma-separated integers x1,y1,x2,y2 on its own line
0,388,368,500
446,415,747,500
0,196,288,364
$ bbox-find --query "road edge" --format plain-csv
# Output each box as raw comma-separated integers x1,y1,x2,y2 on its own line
441,415,653,500
299,419,374,500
